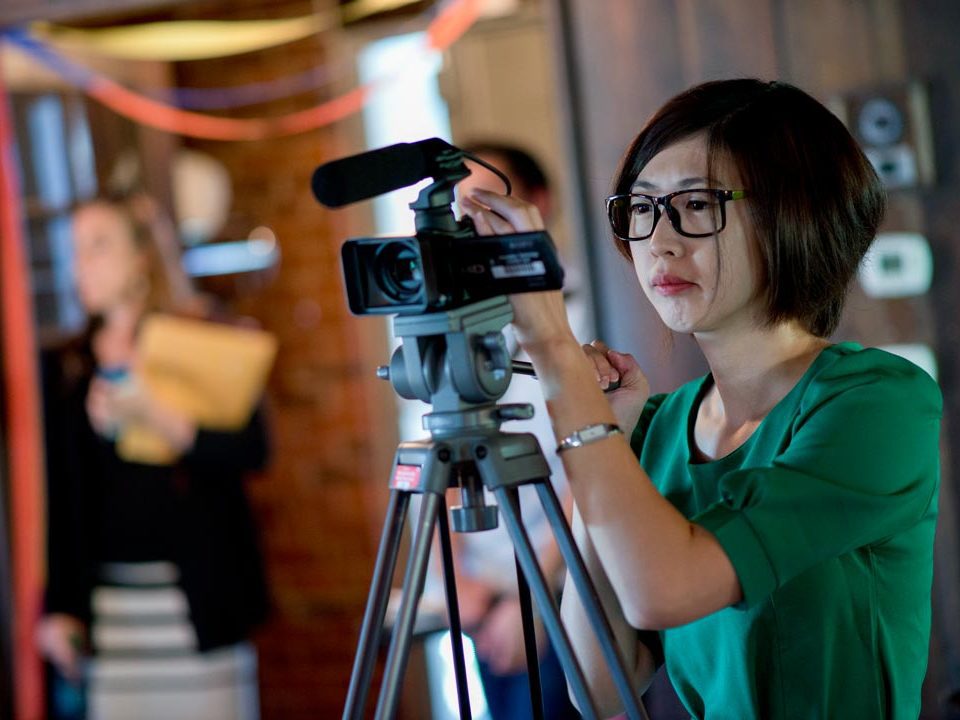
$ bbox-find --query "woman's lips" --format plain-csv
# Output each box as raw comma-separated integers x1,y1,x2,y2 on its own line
652,274,696,296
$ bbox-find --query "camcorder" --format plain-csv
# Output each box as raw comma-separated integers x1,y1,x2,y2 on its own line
311,137,564,315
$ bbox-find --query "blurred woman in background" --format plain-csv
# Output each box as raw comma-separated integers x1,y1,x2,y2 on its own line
36,193,270,720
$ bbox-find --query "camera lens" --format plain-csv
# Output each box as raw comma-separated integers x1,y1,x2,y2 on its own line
374,241,423,302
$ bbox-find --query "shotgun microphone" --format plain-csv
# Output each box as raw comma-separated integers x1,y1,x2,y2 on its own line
311,138,458,208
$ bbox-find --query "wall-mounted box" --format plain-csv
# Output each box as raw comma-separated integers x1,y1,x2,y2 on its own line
831,82,935,189
858,232,933,299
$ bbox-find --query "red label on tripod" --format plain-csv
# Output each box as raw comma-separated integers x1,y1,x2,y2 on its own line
391,464,422,490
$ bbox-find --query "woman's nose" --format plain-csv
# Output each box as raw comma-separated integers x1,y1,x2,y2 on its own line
647,212,685,257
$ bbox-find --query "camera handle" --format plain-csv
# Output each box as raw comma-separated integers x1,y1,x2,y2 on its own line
341,296,649,720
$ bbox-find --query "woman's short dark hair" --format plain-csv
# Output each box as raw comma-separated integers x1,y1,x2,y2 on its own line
613,78,886,337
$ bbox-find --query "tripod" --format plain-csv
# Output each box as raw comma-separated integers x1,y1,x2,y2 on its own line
342,296,649,720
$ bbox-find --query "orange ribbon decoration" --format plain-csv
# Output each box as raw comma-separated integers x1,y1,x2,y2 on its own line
81,0,481,141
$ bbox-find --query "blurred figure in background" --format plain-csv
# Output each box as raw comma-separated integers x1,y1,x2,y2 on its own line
36,193,270,720
451,142,580,720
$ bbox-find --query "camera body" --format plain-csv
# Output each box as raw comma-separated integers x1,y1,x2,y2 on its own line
341,229,564,315
313,137,565,316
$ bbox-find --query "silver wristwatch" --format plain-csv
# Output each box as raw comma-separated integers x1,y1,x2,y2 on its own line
556,423,623,453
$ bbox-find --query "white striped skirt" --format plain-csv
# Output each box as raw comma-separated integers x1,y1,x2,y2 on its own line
86,561,260,720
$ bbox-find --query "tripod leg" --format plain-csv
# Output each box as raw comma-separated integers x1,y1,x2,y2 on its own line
508,491,545,720
535,483,650,720
436,499,473,720
493,487,601,720
343,490,411,720
375,491,443,720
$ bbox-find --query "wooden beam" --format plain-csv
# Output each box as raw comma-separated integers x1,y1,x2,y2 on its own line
0,0,195,27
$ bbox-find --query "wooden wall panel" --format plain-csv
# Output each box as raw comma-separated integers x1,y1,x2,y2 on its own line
552,0,960,715
775,0,905,89
556,0,704,394
902,2,960,713
675,0,780,84
439,10,578,264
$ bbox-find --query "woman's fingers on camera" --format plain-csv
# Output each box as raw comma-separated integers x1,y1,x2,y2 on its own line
481,208,516,235
462,195,526,235
470,189,544,232
460,195,504,236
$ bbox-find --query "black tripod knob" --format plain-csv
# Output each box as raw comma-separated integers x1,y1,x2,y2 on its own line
451,461,498,532
451,504,498,532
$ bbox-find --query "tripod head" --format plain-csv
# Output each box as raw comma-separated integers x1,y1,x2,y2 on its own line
382,295,538,532
383,294,533,532
383,296,513,409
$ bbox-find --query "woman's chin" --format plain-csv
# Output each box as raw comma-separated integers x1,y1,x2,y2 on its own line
656,311,702,335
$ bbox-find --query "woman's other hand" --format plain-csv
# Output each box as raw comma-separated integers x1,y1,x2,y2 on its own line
583,340,651,434
36,613,87,682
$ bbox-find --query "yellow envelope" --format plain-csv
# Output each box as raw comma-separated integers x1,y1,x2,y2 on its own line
117,313,277,465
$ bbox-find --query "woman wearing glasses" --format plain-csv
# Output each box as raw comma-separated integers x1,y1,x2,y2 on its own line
459,79,941,718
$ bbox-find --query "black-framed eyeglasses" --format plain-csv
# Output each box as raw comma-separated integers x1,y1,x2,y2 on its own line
605,188,747,241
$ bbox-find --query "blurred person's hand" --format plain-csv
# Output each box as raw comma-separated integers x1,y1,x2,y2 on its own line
86,372,137,438
86,370,197,453
473,597,546,675
455,575,498,632
36,613,87,682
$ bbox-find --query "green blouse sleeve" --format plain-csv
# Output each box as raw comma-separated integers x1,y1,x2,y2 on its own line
694,349,942,608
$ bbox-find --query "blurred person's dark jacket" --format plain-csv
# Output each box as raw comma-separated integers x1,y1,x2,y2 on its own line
41,333,270,651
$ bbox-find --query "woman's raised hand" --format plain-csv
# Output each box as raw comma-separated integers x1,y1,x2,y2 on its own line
458,189,572,350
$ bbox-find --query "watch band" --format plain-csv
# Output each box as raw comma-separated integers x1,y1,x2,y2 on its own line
556,422,623,453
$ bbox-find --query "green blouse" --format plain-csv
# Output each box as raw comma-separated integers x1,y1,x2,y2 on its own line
630,343,941,719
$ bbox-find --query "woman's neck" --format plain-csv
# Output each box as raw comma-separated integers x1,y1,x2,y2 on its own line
695,321,830,428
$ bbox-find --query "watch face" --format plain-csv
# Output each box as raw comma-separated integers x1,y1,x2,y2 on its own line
580,424,607,442
557,423,622,453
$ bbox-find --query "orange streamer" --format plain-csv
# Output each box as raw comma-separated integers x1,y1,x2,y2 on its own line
427,0,481,50
87,75,371,141
75,0,479,141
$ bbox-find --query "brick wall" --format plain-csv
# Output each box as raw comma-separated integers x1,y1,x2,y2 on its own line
173,2,402,715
